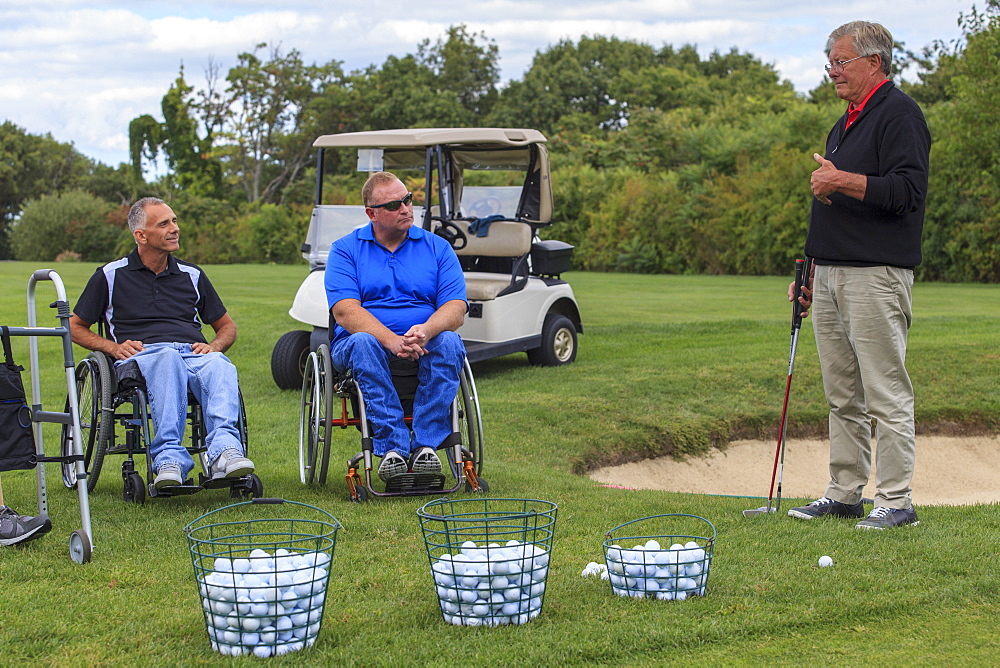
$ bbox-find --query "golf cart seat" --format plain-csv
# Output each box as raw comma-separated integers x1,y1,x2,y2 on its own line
434,218,533,301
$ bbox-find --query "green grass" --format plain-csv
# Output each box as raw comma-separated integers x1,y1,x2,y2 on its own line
0,261,997,666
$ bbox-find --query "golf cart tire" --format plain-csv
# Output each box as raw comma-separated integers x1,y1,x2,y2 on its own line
272,330,312,390
527,313,577,366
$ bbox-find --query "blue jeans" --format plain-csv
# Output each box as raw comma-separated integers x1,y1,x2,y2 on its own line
331,331,464,457
117,343,243,478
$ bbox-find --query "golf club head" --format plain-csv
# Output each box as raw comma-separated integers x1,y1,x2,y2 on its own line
742,506,778,517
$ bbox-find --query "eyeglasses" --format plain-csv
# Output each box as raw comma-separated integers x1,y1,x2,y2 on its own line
824,54,867,74
368,192,413,211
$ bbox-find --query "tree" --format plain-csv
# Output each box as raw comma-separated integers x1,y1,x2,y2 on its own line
129,68,224,198
0,122,93,258
489,36,661,133
417,24,500,118
219,44,342,204
920,1,1000,281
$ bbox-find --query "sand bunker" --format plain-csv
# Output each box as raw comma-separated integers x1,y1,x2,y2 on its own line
589,434,1000,506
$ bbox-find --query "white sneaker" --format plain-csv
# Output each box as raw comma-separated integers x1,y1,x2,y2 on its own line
410,447,442,475
377,451,407,482
154,463,184,489
211,448,255,479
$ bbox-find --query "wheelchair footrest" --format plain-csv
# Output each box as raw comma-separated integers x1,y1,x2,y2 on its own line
384,472,446,493
149,483,202,497
200,474,252,490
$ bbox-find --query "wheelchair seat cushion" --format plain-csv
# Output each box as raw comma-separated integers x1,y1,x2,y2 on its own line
114,359,147,392
388,358,419,398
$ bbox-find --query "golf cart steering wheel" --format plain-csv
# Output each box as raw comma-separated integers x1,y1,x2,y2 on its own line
468,197,503,218
433,218,468,251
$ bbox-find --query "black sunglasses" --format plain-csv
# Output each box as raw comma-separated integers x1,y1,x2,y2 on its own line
368,192,413,211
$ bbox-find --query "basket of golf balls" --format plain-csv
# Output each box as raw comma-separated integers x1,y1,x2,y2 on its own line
602,514,715,601
184,498,341,658
417,497,558,627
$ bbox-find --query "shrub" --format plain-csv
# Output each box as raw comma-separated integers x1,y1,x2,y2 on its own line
10,191,116,261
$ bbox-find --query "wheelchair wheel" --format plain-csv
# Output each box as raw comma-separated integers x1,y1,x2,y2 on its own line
298,347,332,484
349,485,369,503
123,471,145,504
61,352,112,491
458,359,485,476
231,473,264,499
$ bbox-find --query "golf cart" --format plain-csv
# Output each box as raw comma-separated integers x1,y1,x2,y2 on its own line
271,128,583,390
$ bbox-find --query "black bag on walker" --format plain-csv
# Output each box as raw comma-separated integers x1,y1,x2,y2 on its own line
0,326,36,471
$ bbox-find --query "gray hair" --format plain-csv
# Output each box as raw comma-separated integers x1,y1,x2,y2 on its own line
127,197,166,233
827,21,894,77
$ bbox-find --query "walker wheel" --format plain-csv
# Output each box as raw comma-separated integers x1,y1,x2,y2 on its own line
69,530,92,564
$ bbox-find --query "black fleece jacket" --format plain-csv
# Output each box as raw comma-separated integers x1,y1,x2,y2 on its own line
805,81,931,268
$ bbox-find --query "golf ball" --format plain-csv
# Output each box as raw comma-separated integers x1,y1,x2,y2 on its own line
818,555,834,568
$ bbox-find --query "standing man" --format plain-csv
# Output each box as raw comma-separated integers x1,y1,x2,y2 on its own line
325,171,467,482
70,197,254,490
788,21,930,529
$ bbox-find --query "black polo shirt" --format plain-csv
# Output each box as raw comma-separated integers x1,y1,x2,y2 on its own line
74,249,227,345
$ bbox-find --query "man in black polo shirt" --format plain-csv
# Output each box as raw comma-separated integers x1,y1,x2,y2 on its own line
69,197,254,489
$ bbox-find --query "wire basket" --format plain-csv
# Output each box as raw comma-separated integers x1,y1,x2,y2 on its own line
602,514,715,601
417,497,558,627
184,498,341,658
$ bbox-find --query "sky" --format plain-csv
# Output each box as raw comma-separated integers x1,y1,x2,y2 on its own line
0,0,976,168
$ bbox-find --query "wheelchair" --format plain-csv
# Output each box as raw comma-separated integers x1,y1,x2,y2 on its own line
298,343,487,502
59,351,263,503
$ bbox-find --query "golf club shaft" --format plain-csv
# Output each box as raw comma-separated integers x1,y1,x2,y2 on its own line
765,258,809,512
773,329,800,512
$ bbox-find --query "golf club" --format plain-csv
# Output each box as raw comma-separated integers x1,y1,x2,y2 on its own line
743,257,812,517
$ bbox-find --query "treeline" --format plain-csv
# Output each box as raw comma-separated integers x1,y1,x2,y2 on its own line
3,5,999,281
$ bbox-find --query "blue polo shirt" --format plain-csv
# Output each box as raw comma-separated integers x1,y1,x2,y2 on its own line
74,249,227,344
325,222,467,346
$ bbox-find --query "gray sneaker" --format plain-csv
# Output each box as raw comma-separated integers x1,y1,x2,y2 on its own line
210,448,255,479
788,497,865,520
0,506,52,546
377,451,408,482
856,506,919,530
154,463,184,489
410,447,442,475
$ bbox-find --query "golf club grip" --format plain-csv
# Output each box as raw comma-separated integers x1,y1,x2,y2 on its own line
792,259,807,329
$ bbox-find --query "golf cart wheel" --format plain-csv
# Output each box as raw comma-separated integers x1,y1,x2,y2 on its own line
527,313,577,366
69,530,92,564
123,472,145,504
272,330,312,390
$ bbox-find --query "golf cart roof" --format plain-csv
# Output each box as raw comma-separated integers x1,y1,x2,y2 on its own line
313,128,547,149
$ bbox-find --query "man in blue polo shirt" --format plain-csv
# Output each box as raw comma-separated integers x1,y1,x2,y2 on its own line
325,171,467,481
69,197,254,490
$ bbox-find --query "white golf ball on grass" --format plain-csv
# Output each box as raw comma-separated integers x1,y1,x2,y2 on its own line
818,555,834,568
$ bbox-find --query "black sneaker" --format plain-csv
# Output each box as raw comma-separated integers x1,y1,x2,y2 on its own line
0,505,52,546
788,496,865,520
855,506,919,530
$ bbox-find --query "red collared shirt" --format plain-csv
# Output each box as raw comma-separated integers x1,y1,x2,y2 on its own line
845,79,891,130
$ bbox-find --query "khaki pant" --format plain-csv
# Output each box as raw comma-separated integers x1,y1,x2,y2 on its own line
812,264,916,509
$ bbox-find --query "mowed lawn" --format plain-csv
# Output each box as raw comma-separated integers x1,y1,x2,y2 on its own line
0,261,997,665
